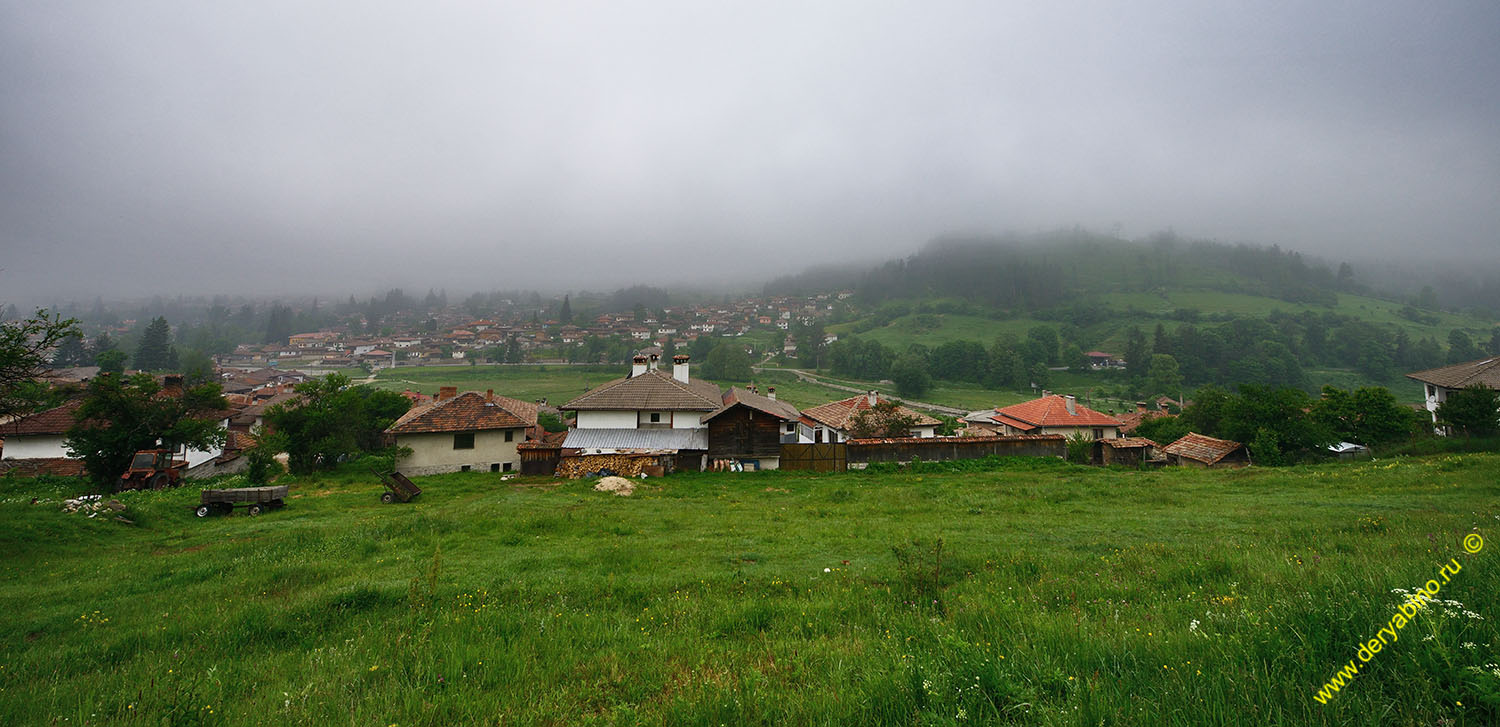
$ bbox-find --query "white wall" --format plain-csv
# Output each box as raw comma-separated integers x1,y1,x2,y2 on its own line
395,428,522,475
2,434,68,459
576,410,637,429
671,411,707,429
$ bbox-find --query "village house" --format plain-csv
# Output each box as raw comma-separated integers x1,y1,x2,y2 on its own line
1,375,245,479
558,354,721,472
1405,357,1500,433
964,394,1123,439
702,386,804,471
800,391,941,443
384,387,538,475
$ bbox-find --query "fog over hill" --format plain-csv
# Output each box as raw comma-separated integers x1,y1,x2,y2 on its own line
2,2,1498,303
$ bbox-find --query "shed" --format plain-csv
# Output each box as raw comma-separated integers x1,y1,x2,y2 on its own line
1097,437,1159,466
1162,433,1250,468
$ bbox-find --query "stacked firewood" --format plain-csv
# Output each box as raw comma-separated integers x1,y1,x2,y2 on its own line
555,453,661,479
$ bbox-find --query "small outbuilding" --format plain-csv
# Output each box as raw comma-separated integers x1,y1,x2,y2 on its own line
1096,436,1159,466
1162,433,1250,468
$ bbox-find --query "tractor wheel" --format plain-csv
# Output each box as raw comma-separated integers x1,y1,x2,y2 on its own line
149,473,170,490
380,492,396,504
247,504,263,516
195,505,212,518
115,477,131,492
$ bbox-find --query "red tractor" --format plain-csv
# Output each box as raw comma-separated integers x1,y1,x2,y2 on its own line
116,449,187,491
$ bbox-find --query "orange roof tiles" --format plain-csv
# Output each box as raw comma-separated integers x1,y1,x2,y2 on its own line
801,393,941,431
387,391,537,435
992,395,1122,428
1162,433,1245,465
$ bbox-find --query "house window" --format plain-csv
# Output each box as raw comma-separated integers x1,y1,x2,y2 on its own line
814,429,823,443
785,422,795,433
650,413,661,423
454,432,475,449
505,429,514,442
1093,428,1104,439
503,462,513,472
490,463,500,472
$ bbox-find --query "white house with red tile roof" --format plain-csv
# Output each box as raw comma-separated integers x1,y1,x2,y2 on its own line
965,394,1122,440
800,391,941,443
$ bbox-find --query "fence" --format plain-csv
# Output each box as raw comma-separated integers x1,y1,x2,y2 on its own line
779,443,847,472
845,435,1065,466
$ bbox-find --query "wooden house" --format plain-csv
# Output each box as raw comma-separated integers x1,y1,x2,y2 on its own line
702,386,802,471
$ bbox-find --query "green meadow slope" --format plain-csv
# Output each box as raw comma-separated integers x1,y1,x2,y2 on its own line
2,456,1497,725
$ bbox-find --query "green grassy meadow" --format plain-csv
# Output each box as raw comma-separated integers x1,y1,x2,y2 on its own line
3,455,1498,725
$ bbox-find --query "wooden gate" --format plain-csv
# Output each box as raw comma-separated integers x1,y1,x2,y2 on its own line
779,443,846,472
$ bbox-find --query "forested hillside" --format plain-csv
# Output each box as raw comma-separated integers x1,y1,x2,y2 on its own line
771,230,1499,403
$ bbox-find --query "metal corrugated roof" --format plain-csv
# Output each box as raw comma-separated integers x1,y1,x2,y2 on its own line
561,428,708,451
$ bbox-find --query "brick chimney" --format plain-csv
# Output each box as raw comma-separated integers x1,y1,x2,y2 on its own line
1064,394,1077,415
631,355,648,377
867,390,878,406
485,389,494,402
673,354,690,383
1136,401,1149,413
767,386,776,401
438,386,458,401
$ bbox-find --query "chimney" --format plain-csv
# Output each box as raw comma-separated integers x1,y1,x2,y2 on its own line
1064,394,1077,415
438,386,458,401
868,390,878,406
673,354,690,383
485,389,494,402
1136,401,1148,413
631,355,648,377
767,386,776,401
1042,390,1051,398
648,353,659,370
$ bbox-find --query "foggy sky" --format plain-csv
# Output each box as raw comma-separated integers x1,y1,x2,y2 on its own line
2,2,1498,304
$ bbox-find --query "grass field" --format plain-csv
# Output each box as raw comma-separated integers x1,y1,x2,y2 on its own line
3,455,1497,725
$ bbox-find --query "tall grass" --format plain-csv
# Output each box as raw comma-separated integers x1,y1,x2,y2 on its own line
1,455,1497,725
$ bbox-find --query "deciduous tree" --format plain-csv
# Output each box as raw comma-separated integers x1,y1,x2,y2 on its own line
0,309,79,421
65,373,228,486
1436,384,1500,437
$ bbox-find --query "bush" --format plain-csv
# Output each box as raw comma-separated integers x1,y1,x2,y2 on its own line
1065,432,1093,464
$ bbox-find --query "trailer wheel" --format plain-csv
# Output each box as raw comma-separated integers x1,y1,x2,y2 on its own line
247,504,263,516
195,505,211,518
380,492,396,504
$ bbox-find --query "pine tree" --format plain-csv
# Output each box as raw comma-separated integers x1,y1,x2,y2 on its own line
135,317,173,371
51,334,88,367
560,295,573,324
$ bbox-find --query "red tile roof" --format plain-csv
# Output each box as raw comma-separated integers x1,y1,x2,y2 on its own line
1,400,83,436
386,391,537,435
801,393,941,431
1162,433,1245,465
991,395,1122,428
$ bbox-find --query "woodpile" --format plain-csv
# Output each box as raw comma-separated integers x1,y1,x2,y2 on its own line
555,453,665,479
